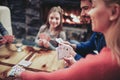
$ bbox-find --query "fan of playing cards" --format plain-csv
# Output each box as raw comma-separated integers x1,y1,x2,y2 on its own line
56,43,74,60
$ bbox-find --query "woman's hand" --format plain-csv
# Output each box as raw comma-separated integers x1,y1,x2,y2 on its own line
57,43,77,67
59,43,77,57
63,55,76,67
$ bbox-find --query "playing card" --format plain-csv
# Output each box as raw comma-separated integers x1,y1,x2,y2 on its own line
8,65,25,77
18,60,32,67
58,45,64,59
56,47,62,60
55,38,64,44
57,44,71,60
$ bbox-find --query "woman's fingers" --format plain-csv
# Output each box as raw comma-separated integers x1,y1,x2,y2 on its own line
63,55,76,67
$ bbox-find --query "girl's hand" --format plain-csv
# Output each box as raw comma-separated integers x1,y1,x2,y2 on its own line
42,39,50,48
38,39,50,48
38,39,44,47
39,33,51,41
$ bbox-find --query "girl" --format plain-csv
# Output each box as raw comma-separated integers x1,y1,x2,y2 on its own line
35,6,66,49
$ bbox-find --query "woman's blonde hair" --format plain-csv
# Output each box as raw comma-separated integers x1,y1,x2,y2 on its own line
104,0,120,64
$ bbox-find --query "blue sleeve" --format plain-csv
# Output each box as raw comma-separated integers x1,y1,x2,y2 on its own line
75,33,97,56
0,22,9,36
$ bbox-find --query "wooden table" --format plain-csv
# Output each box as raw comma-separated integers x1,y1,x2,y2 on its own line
0,44,65,79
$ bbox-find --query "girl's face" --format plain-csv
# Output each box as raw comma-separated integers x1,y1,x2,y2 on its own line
48,12,61,29
88,0,111,33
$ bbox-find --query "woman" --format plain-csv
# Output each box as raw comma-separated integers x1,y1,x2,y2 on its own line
8,0,120,79
35,6,66,49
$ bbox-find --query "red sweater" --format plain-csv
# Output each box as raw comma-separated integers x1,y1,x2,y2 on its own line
20,47,120,80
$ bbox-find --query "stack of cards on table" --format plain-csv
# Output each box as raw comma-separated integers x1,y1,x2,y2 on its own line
18,60,32,67
56,44,72,60
7,65,25,77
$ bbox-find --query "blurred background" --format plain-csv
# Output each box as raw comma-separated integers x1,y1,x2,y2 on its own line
0,0,89,43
